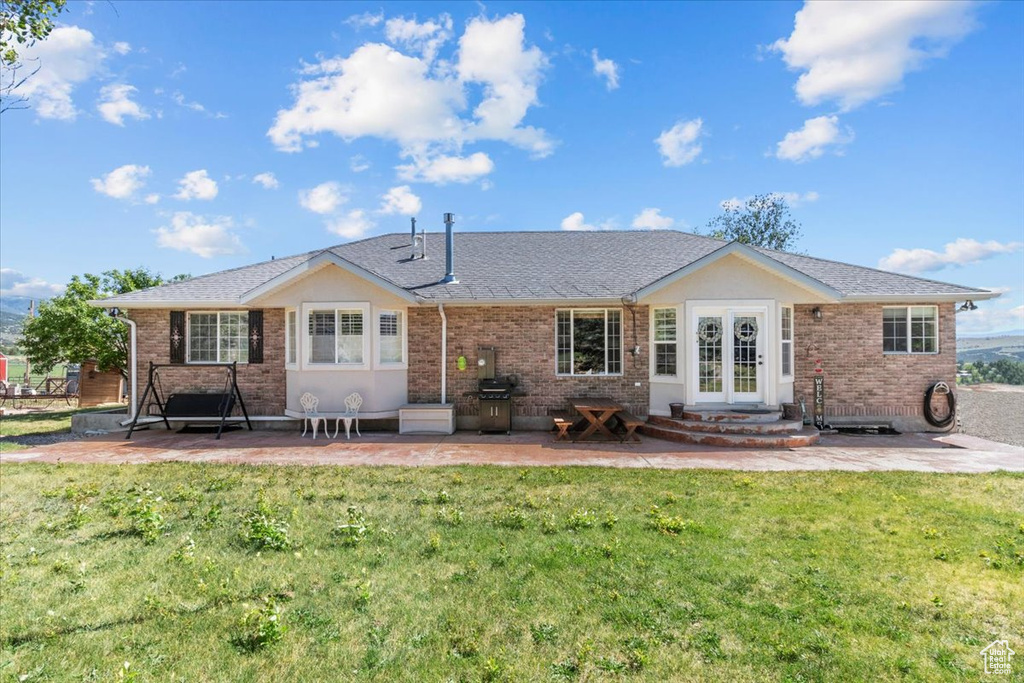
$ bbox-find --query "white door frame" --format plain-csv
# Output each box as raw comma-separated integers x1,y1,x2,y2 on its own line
685,300,777,406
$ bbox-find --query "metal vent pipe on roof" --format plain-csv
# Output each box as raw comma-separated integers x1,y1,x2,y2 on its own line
442,212,458,283
410,217,417,260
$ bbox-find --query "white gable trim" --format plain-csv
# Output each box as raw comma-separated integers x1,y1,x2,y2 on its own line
239,250,419,305
633,241,843,302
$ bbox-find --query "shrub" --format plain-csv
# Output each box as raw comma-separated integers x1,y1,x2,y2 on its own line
493,506,529,530
334,506,370,547
127,489,166,544
242,499,292,551
233,597,286,652
565,508,596,531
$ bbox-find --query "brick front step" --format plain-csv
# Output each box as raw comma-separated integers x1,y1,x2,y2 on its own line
640,421,820,448
680,409,783,423
647,415,803,435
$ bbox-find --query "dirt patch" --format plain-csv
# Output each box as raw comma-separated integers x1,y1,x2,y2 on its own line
957,385,1024,448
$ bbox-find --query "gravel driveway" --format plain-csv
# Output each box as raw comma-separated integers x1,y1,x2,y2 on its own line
957,384,1024,448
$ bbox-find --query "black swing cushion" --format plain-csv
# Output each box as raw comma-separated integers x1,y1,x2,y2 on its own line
163,393,235,418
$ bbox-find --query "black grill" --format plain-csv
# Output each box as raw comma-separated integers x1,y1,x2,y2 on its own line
477,378,515,433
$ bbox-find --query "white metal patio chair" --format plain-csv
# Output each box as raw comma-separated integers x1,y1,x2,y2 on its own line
299,392,324,439
333,392,363,439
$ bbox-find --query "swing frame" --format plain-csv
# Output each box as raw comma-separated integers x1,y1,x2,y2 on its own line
125,362,253,440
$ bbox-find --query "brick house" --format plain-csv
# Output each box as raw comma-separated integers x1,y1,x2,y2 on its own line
94,226,996,434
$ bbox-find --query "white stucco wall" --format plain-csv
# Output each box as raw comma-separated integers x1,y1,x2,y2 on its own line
642,253,826,411
255,264,411,414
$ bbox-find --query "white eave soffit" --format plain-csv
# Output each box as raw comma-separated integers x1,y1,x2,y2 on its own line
633,241,843,302
239,251,419,304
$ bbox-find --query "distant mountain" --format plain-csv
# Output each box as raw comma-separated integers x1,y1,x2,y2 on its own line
957,334,1024,363
0,296,36,317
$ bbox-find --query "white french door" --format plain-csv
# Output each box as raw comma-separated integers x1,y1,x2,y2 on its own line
691,308,766,404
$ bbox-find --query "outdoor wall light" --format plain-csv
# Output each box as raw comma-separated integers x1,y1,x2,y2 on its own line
958,300,978,312
811,307,823,321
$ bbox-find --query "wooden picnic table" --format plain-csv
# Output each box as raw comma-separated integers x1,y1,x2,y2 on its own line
568,397,624,442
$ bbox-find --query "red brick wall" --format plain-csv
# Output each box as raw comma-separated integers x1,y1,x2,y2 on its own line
793,303,956,426
408,305,650,418
130,309,286,415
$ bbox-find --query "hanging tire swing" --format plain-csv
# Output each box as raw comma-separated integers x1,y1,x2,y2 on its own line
923,381,956,429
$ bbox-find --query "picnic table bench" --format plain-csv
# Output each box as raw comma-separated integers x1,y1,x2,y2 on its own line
550,409,576,441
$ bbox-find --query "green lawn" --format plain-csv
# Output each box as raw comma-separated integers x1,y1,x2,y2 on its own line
1,464,1021,681
0,408,107,453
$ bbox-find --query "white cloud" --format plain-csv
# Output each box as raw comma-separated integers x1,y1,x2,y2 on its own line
878,238,1024,274
345,10,384,29
775,115,853,162
720,191,819,210
655,118,703,167
144,193,160,204
561,212,594,232
631,208,674,230
90,164,151,200
252,172,279,190
113,41,132,55
350,155,370,172
772,1,980,111
269,13,553,165
396,151,494,184
957,304,1024,335
457,14,552,156
299,181,346,214
172,91,205,112
174,170,219,201
13,26,106,120
154,212,244,258
0,268,66,298
327,209,375,239
591,49,619,90
97,83,149,125
380,185,422,216
385,14,452,62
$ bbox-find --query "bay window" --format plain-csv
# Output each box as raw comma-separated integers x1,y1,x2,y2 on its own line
556,309,622,375
378,310,405,365
305,304,369,366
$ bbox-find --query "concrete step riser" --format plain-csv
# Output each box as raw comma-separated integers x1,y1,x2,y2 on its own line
680,410,782,423
647,415,803,435
640,423,819,449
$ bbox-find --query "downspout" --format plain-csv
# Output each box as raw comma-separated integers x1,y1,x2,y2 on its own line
114,314,138,421
439,303,447,404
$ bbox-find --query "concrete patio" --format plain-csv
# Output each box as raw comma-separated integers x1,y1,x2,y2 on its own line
2,428,1022,473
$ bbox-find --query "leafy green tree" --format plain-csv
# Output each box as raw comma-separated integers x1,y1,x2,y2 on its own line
703,193,803,252
19,268,183,378
1,0,68,113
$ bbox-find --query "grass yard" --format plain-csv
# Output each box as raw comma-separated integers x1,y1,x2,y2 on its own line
1,464,1021,682
0,408,106,453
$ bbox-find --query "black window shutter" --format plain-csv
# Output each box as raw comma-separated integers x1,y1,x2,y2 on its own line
248,310,264,364
169,311,186,364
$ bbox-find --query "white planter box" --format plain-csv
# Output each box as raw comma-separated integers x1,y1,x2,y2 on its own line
399,403,455,435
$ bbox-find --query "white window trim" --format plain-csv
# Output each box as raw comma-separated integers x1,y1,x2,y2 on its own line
779,304,794,379
882,305,939,355
284,308,298,370
300,302,371,371
554,308,624,377
373,307,408,370
186,310,250,365
650,305,682,383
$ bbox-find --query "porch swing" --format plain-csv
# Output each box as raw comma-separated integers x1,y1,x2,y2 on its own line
125,362,253,440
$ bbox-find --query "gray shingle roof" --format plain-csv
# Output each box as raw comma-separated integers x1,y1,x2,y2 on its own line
97,230,993,306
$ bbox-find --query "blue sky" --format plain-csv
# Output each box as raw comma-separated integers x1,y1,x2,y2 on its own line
1,0,1022,334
